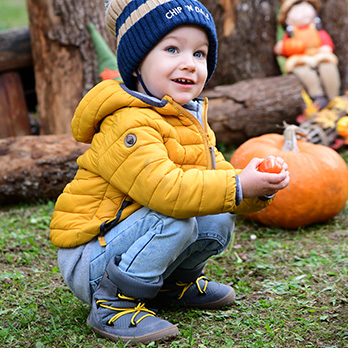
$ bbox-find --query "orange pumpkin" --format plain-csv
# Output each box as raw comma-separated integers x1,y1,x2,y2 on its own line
282,38,306,57
230,125,348,229
337,116,348,139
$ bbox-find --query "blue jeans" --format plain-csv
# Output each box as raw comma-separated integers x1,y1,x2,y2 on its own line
90,207,235,293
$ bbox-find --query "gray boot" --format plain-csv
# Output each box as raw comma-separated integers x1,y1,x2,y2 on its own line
152,264,236,309
87,256,178,345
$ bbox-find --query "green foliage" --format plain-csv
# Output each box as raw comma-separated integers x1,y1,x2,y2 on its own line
1,200,347,348
217,142,237,162
275,23,287,75
0,0,29,30
339,147,348,163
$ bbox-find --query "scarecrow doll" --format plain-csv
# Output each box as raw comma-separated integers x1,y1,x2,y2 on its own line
274,0,340,109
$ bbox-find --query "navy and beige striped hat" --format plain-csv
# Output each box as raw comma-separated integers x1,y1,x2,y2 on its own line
105,0,218,90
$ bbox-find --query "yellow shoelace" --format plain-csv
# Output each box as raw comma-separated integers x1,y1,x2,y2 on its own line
175,275,208,300
96,294,156,327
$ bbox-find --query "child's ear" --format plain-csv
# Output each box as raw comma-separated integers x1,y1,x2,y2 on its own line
132,71,137,77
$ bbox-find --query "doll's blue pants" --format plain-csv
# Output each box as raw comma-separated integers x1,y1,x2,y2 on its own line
89,206,235,293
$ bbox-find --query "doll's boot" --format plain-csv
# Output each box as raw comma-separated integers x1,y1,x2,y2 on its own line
153,264,235,309
87,256,178,345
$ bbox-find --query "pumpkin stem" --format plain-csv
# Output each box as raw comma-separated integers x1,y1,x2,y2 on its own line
282,123,307,152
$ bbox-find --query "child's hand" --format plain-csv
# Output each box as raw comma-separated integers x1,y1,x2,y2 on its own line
238,156,290,198
273,41,283,55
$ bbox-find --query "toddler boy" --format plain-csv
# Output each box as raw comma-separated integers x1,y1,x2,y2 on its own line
50,0,289,344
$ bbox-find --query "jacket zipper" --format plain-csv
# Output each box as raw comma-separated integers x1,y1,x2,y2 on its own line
209,145,216,169
175,100,216,170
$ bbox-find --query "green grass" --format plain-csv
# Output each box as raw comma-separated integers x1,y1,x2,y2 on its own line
0,182,347,347
0,0,29,30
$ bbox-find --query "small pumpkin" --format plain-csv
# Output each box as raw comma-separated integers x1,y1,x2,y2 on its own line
282,38,306,57
258,157,283,174
230,125,348,229
337,116,348,139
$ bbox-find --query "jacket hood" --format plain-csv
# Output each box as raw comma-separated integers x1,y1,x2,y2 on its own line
71,80,170,144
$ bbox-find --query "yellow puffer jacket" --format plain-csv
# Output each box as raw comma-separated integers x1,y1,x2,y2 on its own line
50,80,271,248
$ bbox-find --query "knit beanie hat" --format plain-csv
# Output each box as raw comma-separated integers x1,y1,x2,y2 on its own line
278,0,321,26
105,0,218,90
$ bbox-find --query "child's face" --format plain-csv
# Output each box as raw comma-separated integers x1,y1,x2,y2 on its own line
286,2,317,27
136,25,209,105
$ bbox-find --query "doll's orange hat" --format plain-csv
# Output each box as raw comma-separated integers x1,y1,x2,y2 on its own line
278,0,321,26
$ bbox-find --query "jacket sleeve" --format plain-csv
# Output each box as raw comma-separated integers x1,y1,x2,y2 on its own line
96,110,242,218
97,109,272,218
214,148,235,170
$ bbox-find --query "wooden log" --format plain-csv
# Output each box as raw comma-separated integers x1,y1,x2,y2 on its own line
0,134,89,205
0,71,31,139
0,74,304,205
202,75,303,145
0,27,33,73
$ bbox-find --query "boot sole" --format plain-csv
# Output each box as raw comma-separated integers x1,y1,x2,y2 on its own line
87,317,179,345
